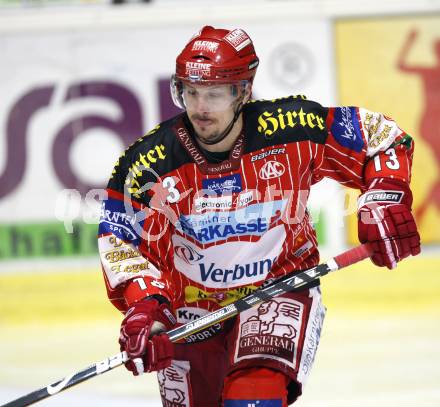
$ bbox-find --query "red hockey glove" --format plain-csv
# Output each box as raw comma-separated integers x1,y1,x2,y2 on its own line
358,178,420,269
119,298,176,375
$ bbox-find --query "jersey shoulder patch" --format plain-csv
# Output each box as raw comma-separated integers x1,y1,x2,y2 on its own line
327,106,364,153
244,96,328,150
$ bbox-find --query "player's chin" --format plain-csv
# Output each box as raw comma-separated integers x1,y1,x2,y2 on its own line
193,124,218,138
197,131,223,144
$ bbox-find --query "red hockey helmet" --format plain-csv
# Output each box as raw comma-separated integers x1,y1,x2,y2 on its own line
171,26,259,110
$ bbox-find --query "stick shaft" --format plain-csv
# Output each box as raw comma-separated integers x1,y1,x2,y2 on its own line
1,243,370,407
1,352,128,407
168,263,325,342
167,243,372,342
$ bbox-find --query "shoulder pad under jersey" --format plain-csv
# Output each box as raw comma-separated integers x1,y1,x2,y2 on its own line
107,114,190,200
243,95,329,151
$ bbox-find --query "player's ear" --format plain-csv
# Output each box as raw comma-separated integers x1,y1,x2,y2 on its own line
243,82,253,103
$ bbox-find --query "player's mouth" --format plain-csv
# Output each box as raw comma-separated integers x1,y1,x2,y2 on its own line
192,115,215,129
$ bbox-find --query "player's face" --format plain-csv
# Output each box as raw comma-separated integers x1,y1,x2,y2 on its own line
184,83,240,143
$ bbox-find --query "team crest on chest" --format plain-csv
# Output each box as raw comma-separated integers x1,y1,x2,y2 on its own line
259,160,286,180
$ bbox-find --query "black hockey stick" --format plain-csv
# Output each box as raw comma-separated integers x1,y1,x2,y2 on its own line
1,243,372,407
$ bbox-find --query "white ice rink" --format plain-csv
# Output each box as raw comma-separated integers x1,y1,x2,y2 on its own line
1,315,439,407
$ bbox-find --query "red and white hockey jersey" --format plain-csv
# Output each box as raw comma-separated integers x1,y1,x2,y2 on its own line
98,95,414,329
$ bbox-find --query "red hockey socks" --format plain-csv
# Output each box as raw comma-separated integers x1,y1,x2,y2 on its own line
223,367,288,406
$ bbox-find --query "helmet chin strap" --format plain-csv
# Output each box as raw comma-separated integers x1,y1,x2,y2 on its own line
194,101,244,146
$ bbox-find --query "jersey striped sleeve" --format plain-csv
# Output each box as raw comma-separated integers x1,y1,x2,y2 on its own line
315,106,414,190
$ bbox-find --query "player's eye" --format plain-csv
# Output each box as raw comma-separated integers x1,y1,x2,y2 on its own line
207,91,222,98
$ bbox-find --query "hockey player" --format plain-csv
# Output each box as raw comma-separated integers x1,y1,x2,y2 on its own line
98,26,421,406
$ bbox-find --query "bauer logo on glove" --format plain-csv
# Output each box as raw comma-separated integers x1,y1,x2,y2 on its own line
358,178,421,269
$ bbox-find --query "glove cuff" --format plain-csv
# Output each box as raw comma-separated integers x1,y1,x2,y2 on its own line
358,178,413,210
156,302,177,330
123,298,176,334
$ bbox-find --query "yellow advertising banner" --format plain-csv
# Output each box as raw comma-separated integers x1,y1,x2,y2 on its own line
336,15,440,244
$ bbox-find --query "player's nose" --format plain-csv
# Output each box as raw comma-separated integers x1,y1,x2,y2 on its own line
194,94,212,114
